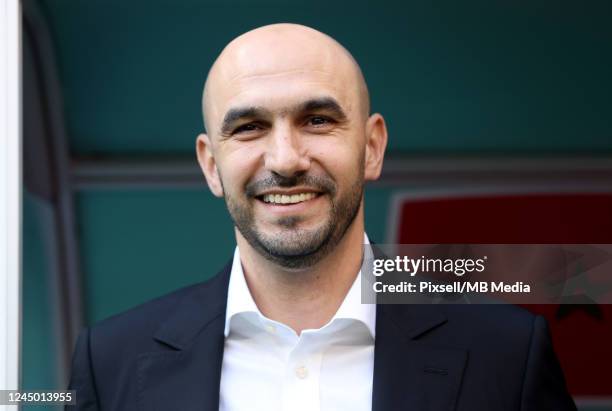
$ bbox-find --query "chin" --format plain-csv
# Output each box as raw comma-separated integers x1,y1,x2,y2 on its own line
255,225,332,261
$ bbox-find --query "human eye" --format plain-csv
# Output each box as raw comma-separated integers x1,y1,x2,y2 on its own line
233,122,262,135
305,115,335,128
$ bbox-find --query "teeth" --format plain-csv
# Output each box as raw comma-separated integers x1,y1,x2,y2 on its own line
263,192,317,204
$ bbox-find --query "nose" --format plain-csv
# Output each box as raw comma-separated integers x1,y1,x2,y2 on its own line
264,123,310,177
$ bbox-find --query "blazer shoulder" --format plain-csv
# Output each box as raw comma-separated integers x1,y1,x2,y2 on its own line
444,302,536,326
86,260,231,354
435,303,540,350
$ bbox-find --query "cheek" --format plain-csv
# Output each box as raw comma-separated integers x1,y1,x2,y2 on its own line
217,144,262,191
307,138,364,177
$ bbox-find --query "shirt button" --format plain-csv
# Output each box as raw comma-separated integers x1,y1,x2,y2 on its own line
265,324,276,334
295,365,308,379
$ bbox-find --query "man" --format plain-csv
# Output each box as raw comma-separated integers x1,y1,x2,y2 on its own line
67,24,576,410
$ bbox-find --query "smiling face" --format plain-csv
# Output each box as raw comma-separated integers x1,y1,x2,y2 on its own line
197,24,387,269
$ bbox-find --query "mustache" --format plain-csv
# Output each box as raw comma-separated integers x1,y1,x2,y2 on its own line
245,174,336,197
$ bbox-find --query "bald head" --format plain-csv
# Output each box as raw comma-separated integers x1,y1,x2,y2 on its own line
202,23,370,135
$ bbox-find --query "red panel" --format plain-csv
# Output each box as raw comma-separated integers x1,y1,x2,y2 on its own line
394,193,612,396
398,194,612,244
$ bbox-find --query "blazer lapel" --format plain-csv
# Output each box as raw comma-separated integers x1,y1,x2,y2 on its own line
372,303,467,411
138,262,231,411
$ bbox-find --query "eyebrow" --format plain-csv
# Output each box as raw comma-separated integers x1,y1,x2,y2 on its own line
298,97,347,121
219,97,348,136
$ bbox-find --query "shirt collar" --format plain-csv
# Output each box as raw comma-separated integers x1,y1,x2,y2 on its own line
223,233,376,338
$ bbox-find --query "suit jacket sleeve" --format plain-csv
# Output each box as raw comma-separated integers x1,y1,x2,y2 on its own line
66,328,100,411
520,315,577,411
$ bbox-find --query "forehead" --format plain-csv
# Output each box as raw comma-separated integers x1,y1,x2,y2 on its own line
221,70,351,113
206,36,360,130
225,31,339,81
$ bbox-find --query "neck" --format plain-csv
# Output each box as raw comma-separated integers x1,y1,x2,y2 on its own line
236,206,365,335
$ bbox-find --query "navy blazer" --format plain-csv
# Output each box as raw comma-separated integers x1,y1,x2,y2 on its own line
67,260,576,411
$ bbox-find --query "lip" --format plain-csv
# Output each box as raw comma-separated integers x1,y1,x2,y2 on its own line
255,187,323,197
254,192,326,216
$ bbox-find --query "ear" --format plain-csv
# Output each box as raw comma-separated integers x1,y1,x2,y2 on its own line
364,113,388,181
196,133,224,197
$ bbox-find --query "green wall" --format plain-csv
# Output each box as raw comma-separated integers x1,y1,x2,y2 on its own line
22,192,60,410
37,0,612,154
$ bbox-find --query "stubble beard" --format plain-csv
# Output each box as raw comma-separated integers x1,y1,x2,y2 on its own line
223,170,364,269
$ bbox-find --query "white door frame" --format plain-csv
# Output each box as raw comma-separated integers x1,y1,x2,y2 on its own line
0,0,22,396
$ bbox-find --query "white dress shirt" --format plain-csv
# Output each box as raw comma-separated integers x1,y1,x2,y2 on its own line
219,235,376,411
